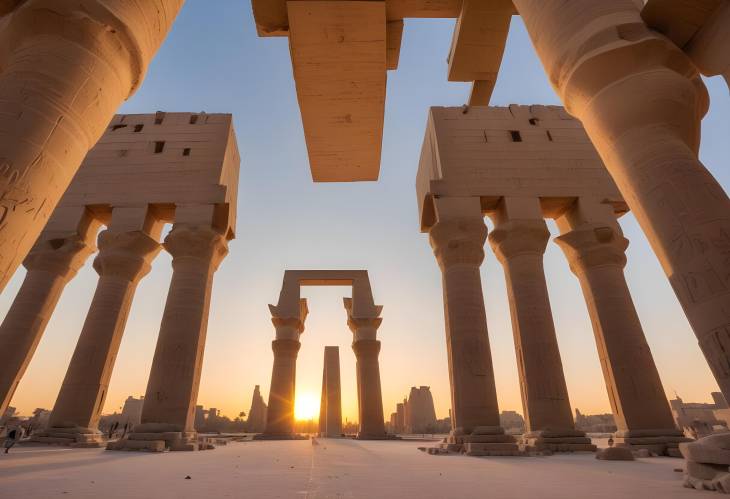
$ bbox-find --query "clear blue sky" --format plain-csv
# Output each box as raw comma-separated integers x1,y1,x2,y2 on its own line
3,0,729,421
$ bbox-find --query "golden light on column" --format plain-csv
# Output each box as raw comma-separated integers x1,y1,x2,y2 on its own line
295,392,320,421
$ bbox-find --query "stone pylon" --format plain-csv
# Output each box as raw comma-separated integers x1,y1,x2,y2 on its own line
513,0,730,404
259,299,308,439
109,223,229,452
246,385,267,434
0,218,98,417
488,197,594,453
35,209,162,446
555,198,687,456
319,346,343,438
344,298,386,440
0,1,183,292
427,197,519,456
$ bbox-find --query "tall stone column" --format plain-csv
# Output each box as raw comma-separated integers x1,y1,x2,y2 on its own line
319,346,342,438
554,199,687,456
0,0,183,292
257,300,307,440
262,337,301,438
110,225,228,452
0,234,95,417
36,229,160,446
512,0,730,403
344,305,386,440
487,198,594,452
427,197,518,456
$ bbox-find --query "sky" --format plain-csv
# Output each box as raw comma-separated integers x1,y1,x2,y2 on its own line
3,1,730,423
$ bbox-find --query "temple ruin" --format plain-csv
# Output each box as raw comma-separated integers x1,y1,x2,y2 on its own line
260,270,385,440
0,111,239,450
417,104,687,455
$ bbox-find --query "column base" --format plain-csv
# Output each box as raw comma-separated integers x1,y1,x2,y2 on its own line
29,426,105,448
521,429,597,453
253,433,308,440
437,426,522,456
613,429,691,457
107,431,205,452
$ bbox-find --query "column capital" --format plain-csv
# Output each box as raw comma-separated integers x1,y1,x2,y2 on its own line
23,235,95,279
352,338,381,359
429,217,487,270
92,230,161,282
343,297,382,341
488,219,550,263
554,223,628,274
164,225,228,272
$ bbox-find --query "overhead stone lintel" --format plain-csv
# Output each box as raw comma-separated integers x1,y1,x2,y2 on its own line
447,0,513,108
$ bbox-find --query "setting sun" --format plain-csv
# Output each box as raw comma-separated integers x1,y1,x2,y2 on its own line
294,392,320,421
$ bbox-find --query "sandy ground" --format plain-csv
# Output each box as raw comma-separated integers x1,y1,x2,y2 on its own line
0,438,714,499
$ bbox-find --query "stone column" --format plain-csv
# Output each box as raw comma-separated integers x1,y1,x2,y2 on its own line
36,229,160,446
554,198,687,456
257,300,307,440
319,346,342,438
262,336,301,438
487,198,594,453
111,225,228,452
0,234,95,417
512,0,730,403
344,305,386,440
427,197,518,456
0,1,183,292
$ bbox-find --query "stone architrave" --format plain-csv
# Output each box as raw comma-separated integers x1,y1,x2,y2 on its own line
555,198,688,456
0,210,98,417
35,214,162,447
512,0,730,405
250,0,513,180
110,223,228,452
319,346,343,438
488,197,594,452
427,196,519,456
0,1,183,291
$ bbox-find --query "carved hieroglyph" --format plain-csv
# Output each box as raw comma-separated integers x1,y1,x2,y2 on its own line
0,112,240,449
260,270,386,440
418,104,686,455
0,1,184,292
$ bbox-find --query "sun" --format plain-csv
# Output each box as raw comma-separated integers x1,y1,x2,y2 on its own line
294,392,320,421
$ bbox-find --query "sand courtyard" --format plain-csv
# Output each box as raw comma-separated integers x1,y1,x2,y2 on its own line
0,439,713,499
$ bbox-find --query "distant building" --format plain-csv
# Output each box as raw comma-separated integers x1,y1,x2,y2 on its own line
121,396,144,426
405,387,438,433
574,409,617,433
670,392,730,437
499,411,525,434
389,387,438,434
246,385,267,433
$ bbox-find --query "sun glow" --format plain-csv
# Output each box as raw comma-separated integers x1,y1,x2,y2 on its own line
294,392,320,421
